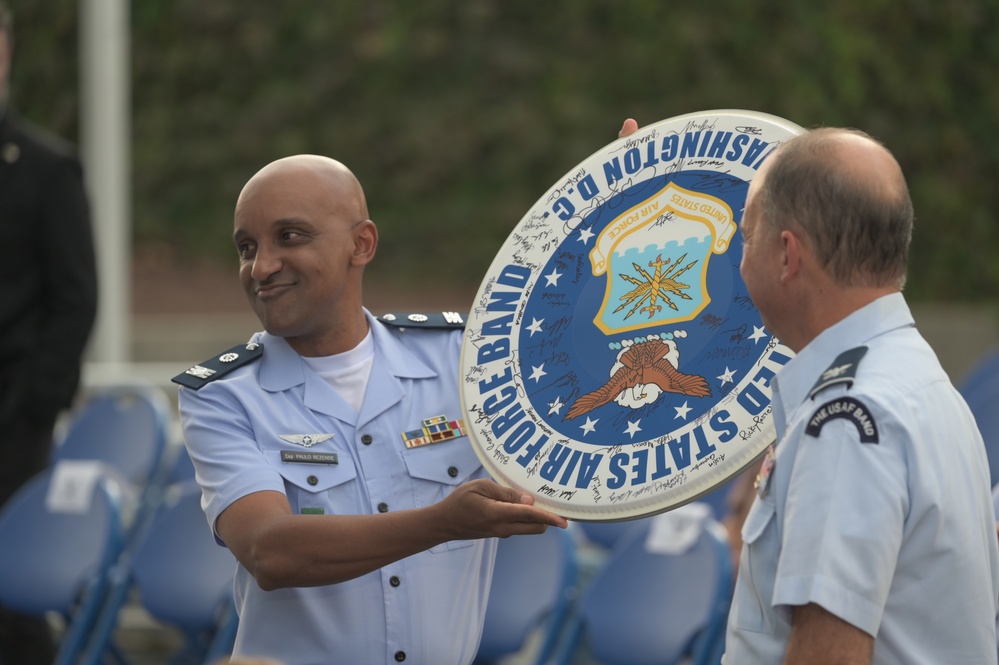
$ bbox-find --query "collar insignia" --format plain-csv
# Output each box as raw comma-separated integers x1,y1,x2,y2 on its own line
809,346,868,400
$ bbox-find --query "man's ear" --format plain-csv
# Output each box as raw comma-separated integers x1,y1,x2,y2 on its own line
352,220,378,267
779,229,803,284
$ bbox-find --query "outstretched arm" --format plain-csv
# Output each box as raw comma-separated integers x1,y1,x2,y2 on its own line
216,478,568,591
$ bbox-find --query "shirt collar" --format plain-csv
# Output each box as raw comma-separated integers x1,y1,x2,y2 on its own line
255,308,436,392
773,292,914,419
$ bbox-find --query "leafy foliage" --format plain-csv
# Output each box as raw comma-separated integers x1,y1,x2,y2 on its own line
9,0,999,299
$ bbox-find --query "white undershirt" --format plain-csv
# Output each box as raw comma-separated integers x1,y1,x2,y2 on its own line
300,329,375,416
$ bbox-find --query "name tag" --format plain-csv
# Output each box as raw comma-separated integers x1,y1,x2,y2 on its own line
280,451,339,465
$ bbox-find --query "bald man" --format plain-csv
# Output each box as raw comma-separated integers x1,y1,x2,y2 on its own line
725,128,999,664
175,155,567,665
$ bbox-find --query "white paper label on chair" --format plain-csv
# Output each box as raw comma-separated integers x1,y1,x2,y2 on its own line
645,502,712,555
45,460,104,514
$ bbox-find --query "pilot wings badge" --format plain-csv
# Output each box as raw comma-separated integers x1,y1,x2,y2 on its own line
279,434,335,448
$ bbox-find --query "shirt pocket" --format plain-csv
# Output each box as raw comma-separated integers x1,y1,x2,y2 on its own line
264,447,361,516
402,439,483,552
732,495,778,634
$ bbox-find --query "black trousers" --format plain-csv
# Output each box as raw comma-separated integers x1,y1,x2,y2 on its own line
0,413,58,665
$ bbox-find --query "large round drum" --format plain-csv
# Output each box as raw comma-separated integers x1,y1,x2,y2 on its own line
459,109,804,520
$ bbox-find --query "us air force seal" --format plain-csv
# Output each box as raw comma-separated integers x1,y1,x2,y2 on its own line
459,109,805,520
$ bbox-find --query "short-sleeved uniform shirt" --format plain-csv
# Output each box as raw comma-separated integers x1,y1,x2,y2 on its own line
178,310,494,665
725,293,999,664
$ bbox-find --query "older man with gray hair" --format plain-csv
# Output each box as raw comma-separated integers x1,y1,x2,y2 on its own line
726,127,999,664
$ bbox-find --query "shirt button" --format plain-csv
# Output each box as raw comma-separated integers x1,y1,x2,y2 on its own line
447,466,459,478
361,434,373,445
307,475,318,486
394,651,406,661
390,575,401,587
378,502,389,513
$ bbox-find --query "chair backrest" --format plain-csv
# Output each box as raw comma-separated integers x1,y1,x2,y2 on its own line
575,516,651,550
959,348,999,487
130,481,238,631
555,509,733,665
77,480,238,665
52,384,171,488
695,481,736,521
0,465,126,665
475,527,578,665
168,443,198,484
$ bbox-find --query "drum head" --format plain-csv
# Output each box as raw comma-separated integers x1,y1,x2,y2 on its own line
459,109,803,520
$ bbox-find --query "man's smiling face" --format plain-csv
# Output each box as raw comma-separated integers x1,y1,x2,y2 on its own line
233,158,368,355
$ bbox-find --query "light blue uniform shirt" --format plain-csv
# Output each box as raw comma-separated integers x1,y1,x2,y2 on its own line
179,310,495,665
725,293,999,664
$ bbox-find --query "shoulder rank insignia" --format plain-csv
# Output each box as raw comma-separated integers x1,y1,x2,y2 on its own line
378,311,467,329
171,342,264,390
808,346,868,400
805,396,879,444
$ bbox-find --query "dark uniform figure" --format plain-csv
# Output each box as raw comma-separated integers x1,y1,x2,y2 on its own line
0,3,98,662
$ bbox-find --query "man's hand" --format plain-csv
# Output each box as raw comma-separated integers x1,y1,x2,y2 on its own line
433,478,568,541
619,118,639,138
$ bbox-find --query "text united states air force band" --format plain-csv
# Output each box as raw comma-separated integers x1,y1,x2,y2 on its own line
458,110,805,521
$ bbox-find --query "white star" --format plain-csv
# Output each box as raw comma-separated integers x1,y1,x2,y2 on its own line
580,417,598,435
624,420,643,438
749,325,767,344
529,364,547,383
526,317,545,336
717,367,737,386
674,401,692,420
577,227,595,245
545,269,562,287
548,396,564,416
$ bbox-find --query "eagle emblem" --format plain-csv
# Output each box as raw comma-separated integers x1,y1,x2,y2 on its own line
565,336,711,421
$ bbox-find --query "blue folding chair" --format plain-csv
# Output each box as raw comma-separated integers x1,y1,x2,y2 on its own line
959,347,999,488
81,481,239,665
52,383,171,486
575,516,651,551
167,444,198,484
552,511,733,665
0,465,127,665
696,480,737,521
50,383,172,543
474,527,578,665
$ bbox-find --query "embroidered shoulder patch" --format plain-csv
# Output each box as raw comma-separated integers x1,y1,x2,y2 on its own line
808,346,868,399
378,311,467,329
804,396,879,444
171,342,264,390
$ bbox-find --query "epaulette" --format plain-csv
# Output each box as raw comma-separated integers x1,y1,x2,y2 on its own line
171,342,264,390
808,346,868,400
377,311,467,329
